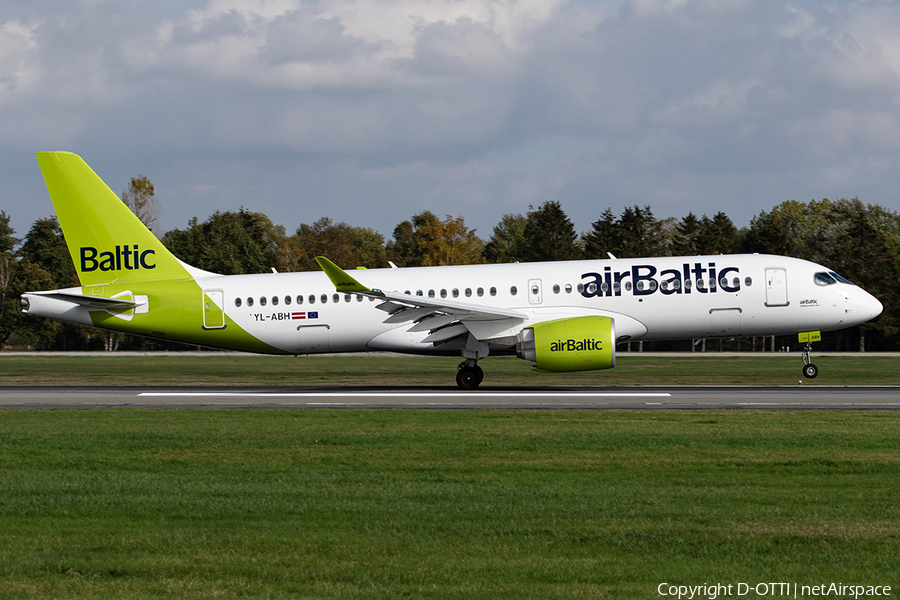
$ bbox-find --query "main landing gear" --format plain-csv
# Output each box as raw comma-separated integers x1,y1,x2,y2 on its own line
801,342,818,379
457,359,484,389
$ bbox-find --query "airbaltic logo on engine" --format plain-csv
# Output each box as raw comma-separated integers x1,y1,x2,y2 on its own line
551,338,603,352
580,261,741,298
80,245,156,272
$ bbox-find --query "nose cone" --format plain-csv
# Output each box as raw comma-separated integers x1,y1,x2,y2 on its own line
864,292,884,321
851,290,883,324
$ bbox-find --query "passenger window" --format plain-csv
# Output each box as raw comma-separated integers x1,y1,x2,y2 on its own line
416,290,423,297
344,294,351,302
465,288,472,297
577,283,584,293
235,298,242,307
490,287,497,297
321,294,328,304
260,296,267,306
297,295,304,305
553,284,560,294
440,289,447,298
510,286,517,296
285,296,292,306
272,296,279,306
309,295,315,304
601,282,609,293
452,289,460,298
357,295,364,302
332,293,340,303
428,290,435,298
247,297,254,307
477,287,484,297
743,277,752,287
625,282,632,291
565,284,572,294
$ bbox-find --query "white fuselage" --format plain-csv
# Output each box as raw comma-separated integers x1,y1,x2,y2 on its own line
194,254,882,356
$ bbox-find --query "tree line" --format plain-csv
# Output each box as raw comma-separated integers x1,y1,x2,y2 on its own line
2,177,898,351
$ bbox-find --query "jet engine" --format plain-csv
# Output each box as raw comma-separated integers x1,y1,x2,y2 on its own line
516,316,616,372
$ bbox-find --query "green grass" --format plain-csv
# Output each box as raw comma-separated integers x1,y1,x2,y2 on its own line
1,353,899,386
0,410,898,598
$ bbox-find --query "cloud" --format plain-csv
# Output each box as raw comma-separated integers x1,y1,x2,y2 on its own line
3,0,900,244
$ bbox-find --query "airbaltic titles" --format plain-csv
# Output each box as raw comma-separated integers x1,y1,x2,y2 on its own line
580,261,741,297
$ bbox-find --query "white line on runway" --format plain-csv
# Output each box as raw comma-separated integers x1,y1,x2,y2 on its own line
138,392,672,399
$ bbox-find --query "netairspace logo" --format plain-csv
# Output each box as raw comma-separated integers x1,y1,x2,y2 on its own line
657,582,892,599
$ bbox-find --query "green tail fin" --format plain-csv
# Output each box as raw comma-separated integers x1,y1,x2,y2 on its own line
35,152,190,286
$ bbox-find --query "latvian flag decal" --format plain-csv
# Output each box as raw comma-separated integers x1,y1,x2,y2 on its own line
291,311,319,320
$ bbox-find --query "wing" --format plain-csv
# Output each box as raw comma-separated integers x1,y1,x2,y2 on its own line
315,257,528,344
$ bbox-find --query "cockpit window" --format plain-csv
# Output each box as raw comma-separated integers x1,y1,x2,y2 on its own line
830,271,855,285
814,272,837,286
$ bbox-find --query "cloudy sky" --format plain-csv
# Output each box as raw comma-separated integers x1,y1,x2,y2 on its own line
2,0,899,243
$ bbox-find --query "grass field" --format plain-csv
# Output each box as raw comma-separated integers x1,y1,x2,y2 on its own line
0,409,898,599
1,352,899,386
0,355,898,598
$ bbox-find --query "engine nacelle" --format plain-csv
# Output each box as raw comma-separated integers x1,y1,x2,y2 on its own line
516,316,616,372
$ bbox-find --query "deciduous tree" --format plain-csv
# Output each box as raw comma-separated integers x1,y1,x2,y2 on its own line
162,209,285,274
121,175,159,233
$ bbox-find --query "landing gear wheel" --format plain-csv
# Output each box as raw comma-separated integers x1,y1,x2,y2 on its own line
803,363,819,379
456,364,484,389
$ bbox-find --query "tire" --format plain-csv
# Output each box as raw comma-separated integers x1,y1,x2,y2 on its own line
456,365,484,389
803,363,819,379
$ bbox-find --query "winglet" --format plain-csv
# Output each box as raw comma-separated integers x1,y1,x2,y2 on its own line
315,257,371,293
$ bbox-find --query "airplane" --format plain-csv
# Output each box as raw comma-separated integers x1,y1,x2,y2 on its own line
21,152,884,388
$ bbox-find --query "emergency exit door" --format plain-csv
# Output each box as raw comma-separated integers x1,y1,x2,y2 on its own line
528,279,543,305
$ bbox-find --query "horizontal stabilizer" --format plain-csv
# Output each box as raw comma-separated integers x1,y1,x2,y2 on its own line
26,289,142,309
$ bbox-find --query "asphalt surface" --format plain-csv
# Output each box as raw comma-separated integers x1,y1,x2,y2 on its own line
2,385,900,409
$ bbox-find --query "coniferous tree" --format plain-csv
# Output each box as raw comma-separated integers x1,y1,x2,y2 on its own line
582,208,621,259
520,201,579,262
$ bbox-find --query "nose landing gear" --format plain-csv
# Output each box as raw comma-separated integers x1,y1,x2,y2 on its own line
799,331,821,379
802,352,819,379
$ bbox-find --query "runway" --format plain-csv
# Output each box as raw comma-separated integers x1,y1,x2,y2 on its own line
2,385,900,409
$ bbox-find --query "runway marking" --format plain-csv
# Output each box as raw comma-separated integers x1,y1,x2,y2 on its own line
138,392,672,399
738,402,900,406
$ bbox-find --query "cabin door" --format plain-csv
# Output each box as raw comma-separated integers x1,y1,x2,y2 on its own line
202,289,226,330
765,268,789,307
